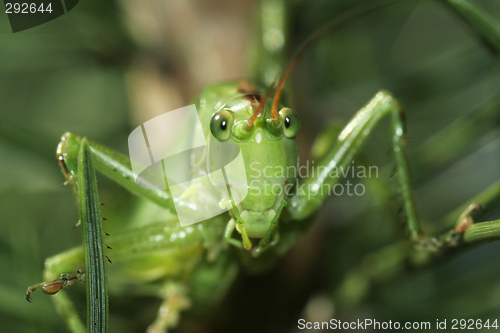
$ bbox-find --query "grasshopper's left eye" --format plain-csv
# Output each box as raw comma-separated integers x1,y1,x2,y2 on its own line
279,108,300,138
210,110,234,141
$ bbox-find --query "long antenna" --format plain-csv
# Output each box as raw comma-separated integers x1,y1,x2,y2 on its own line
246,83,276,128
270,0,399,122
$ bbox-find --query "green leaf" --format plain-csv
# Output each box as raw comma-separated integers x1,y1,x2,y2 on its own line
78,138,109,333
446,0,500,54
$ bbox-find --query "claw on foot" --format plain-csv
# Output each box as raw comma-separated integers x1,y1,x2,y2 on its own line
25,268,85,302
455,203,483,234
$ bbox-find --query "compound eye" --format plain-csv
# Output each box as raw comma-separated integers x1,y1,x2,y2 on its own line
210,110,234,141
279,108,300,138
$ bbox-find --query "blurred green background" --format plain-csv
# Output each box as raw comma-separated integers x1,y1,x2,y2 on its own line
0,0,499,332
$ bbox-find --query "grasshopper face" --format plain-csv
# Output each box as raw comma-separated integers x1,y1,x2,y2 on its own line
209,94,300,238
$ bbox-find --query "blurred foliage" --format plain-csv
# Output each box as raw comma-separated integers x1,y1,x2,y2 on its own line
0,0,499,332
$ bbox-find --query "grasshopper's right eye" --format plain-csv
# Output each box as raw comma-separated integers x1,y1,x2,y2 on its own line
210,110,234,141
279,107,300,138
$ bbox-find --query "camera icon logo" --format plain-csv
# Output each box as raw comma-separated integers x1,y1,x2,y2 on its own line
128,105,248,226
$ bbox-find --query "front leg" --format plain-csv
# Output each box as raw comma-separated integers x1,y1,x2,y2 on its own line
57,132,174,212
25,217,216,333
288,91,500,252
288,91,420,240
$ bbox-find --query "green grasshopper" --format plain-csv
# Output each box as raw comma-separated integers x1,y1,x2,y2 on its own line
24,1,500,332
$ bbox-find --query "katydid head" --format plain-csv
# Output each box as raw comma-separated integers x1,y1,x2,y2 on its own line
206,23,309,247
209,93,300,241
